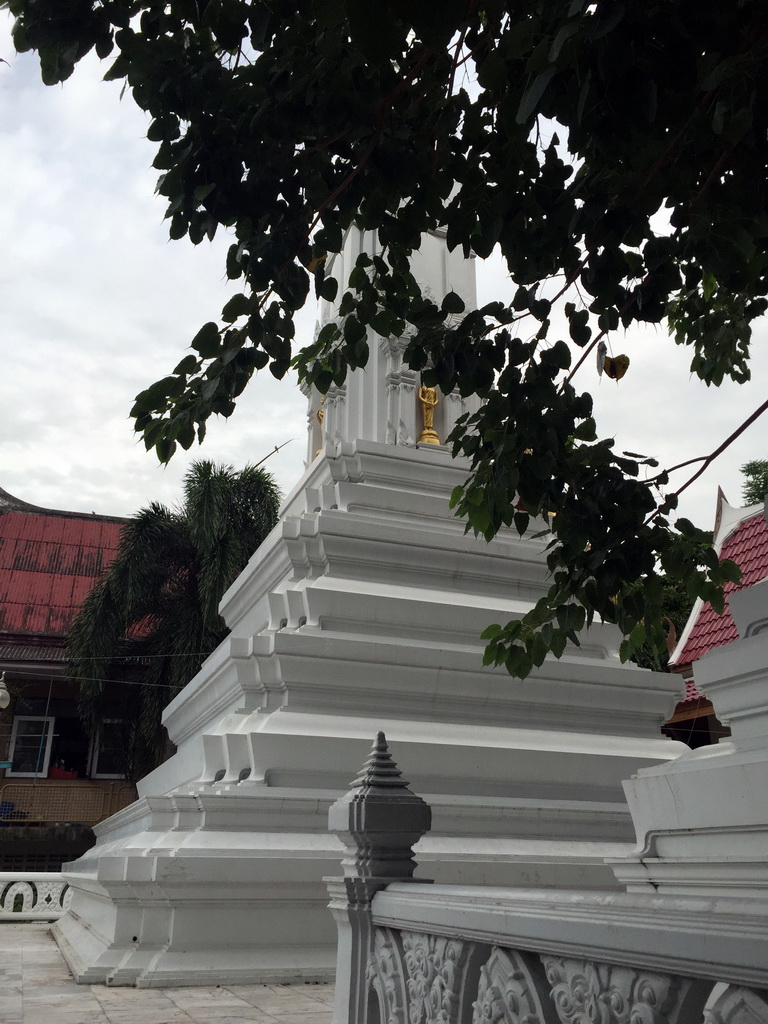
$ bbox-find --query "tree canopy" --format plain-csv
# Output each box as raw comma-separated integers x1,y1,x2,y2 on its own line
7,0,767,676
67,461,280,779
741,460,768,506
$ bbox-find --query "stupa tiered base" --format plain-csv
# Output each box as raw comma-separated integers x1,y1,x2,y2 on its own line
53,440,685,986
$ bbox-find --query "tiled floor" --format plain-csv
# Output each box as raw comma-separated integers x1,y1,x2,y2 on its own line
0,924,335,1024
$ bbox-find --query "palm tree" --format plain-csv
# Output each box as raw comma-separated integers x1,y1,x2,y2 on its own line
67,461,281,781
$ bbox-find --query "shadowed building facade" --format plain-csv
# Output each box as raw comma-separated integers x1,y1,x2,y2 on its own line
0,488,134,868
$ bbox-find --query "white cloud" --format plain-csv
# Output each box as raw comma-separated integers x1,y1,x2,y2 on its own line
0,16,308,515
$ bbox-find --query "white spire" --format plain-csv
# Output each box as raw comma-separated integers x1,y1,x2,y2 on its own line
304,229,480,462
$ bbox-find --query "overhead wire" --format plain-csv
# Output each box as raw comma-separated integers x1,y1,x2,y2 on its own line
4,665,193,690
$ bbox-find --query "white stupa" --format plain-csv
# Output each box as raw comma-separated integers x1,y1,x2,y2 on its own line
53,229,686,987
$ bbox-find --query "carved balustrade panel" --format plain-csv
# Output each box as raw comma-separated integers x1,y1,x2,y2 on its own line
368,927,409,1024
705,986,768,1024
0,876,71,919
472,946,560,1024
540,956,712,1024
402,931,473,1024
363,928,768,1024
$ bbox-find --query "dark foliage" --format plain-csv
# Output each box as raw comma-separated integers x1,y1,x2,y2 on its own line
67,461,280,779
741,460,768,506
8,0,763,673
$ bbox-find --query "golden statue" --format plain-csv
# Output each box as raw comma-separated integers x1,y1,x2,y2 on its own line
417,385,440,445
314,401,325,457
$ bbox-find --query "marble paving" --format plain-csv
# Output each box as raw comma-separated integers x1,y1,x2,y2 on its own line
0,924,335,1024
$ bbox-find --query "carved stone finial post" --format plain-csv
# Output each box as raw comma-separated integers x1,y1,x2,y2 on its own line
330,731,432,880
326,733,432,1024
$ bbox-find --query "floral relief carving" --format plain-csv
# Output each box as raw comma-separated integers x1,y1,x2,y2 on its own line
472,946,556,1024
402,930,469,1024
705,986,768,1024
540,956,698,1024
367,927,408,1024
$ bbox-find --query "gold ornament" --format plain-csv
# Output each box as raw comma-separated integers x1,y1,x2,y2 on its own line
417,385,440,445
315,400,325,456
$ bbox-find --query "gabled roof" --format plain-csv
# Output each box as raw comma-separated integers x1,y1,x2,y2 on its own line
670,490,768,670
0,487,125,639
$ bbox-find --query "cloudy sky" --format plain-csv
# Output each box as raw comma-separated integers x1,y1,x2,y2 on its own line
2,13,766,533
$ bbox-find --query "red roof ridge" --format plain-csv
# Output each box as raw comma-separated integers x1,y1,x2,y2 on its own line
670,491,768,674
711,489,765,553
0,485,128,524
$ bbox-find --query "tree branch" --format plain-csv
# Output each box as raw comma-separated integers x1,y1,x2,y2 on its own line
645,396,768,523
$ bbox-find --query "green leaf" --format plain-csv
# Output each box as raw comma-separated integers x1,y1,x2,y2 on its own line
317,321,341,348
441,291,465,315
516,67,556,123
530,631,548,667
549,629,567,658
103,54,130,82
370,309,396,336
449,485,464,510
505,645,533,679
343,315,366,344
346,0,407,61
319,276,338,302
221,294,251,323
191,323,221,358
718,559,742,585
174,355,199,375
549,22,578,61
194,183,216,203
156,436,177,464
480,623,502,640
316,223,343,253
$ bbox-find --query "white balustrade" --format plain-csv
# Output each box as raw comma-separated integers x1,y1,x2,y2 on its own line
328,733,768,1024
0,872,71,921
362,886,768,1024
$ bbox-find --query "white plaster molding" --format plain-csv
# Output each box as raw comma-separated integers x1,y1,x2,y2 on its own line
372,884,768,991
729,578,768,639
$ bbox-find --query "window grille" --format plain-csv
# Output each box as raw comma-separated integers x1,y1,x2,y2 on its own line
0,783,134,824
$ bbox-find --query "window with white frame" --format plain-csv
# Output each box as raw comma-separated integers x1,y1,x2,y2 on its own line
89,720,128,779
6,716,55,777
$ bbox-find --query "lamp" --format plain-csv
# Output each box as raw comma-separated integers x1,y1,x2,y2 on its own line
0,672,10,710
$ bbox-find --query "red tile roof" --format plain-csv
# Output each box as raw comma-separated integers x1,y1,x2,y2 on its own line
0,488,124,640
674,509,768,668
682,677,705,702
